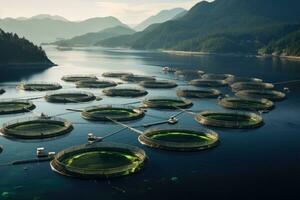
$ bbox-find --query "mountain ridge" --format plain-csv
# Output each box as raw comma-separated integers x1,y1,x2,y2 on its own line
98,0,300,56
0,16,127,44
134,8,186,31
52,26,135,47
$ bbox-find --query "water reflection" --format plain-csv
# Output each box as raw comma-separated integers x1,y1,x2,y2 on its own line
0,67,48,82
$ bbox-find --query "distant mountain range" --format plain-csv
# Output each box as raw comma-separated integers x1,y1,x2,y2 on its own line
0,15,127,44
99,0,300,57
52,26,135,47
134,8,186,31
0,29,53,66
30,14,69,22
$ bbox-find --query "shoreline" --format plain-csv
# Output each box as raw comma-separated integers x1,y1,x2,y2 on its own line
162,50,300,61
161,50,255,57
0,62,57,68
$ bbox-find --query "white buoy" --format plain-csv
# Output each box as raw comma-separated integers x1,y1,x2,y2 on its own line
162,67,169,72
283,87,290,92
48,152,56,158
162,66,176,73
168,117,178,125
40,113,50,119
88,133,96,142
37,147,47,157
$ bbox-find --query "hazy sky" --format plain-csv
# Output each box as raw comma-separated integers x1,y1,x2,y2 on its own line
0,0,207,25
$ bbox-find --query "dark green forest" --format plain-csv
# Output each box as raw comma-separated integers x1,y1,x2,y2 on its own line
99,0,300,56
0,29,53,64
260,28,300,56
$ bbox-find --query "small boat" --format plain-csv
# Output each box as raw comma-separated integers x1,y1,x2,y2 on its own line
162,67,176,73
88,133,103,144
37,147,47,158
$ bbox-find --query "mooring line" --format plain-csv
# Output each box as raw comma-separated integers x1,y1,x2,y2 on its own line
66,108,84,112
52,111,79,117
102,127,128,140
21,96,44,101
141,108,196,128
171,110,186,118
106,117,143,135
120,101,142,106
173,106,197,116
143,120,170,128
141,110,184,128
273,79,300,85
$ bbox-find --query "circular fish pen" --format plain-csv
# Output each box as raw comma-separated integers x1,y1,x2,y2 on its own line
236,90,286,101
102,72,133,78
0,99,36,115
226,76,263,84
231,82,274,92
138,129,219,151
143,97,193,109
195,111,263,129
1,116,73,139
202,73,233,80
0,89,5,95
17,82,62,91
76,80,117,88
61,75,98,82
139,80,177,89
121,74,156,82
177,88,221,98
81,105,145,122
219,97,274,111
50,142,146,179
103,87,148,97
45,91,96,103
189,79,227,87
175,70,204,77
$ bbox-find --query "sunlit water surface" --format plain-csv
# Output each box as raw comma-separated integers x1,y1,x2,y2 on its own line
0,47,300,200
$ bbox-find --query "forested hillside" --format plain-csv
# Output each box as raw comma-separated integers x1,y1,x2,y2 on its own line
99,0,300,56
0,29,53,65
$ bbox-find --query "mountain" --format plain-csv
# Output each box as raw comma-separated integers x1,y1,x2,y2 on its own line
30,14,69,22
173,10,188,20
260,28,300,56
0,29,53,65
52,26,135,47
99,0,300,56
0,16,127,44
134,8,186,31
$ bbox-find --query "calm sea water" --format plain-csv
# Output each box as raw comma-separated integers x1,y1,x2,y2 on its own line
0,46,300,200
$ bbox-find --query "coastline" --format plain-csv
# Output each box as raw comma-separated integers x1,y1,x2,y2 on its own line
161,50,255,57
162,50,300,61
279,55,300,61
0,62,57,68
